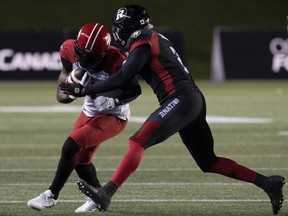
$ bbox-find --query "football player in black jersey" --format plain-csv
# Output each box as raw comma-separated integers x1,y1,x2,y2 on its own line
60,5,285,215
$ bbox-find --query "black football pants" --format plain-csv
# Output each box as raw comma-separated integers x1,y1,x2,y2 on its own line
129,92,217,172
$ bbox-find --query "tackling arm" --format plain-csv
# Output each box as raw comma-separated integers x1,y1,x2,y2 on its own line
92,77,141,112
85,45,151,95
59,45,151,98
114,77,142,105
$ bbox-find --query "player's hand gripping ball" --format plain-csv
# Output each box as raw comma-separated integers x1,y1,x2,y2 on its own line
65,68,89,100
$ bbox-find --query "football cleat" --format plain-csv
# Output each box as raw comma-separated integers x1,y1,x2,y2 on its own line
27,190,58,211
264,176,285,215
75,197,97,213
77,179,111,212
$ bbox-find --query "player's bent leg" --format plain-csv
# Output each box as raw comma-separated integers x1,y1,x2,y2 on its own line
75,163,101,188
111,140,145,187
28,137,79,211
209,157,285,215
77,140,144,212
75,163,102,212
209,157,257,182
48,137,79,199
27,190,57,211
180,119,286,215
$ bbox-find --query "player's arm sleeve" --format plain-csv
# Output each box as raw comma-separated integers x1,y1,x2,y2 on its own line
115,77,142,105
85,45,151,95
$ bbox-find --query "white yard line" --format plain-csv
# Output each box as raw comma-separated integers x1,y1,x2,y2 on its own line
0,167,287,172
110,199,270,203
0,199,269,204
0,182,262,186
278,131,288,136
0,106,273,124
0,154,286,160
0,105,81,113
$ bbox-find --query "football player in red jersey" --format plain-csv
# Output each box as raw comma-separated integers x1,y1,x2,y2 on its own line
27,22,141,212
60,5,285,215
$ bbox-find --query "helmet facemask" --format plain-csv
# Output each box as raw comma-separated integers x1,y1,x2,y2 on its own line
74,42,106,72
112,23,133,48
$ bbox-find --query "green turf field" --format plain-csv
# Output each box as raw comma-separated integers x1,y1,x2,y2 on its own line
0,80,287,216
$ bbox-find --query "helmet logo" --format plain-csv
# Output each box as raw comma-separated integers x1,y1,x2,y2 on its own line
131,30,141,38
115,7,131,23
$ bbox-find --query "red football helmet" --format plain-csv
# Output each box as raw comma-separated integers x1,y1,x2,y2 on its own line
74,23,111,72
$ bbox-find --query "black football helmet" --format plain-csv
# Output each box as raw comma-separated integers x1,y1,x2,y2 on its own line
112,5,153,48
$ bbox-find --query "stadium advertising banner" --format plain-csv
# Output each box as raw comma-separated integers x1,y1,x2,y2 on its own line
0,29,185,80
0,30,70,80
211,27,288,81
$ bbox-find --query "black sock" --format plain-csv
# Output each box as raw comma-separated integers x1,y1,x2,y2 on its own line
49,137,79,199
75,163,101,188
103,181,118,197
254,173,269,191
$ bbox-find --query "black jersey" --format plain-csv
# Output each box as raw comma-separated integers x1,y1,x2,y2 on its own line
85,29,199,105
127,29,199,104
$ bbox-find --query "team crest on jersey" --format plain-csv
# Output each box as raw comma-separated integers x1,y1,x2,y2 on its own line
131,30,141,38
115,7,131,23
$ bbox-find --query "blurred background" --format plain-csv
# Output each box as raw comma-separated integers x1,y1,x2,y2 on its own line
0,0,287,80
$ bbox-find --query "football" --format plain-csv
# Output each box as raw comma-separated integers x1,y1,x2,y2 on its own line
66,68,89,100
67,68,88,86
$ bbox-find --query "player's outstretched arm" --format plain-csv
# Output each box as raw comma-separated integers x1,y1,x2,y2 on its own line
85,45,151,95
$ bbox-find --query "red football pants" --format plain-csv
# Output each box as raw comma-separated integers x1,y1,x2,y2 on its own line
69,111,127,165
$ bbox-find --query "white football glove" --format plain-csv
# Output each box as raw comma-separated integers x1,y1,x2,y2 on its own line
94,96,116,112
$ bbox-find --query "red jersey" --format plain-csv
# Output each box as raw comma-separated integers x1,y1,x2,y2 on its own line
59,39,130,120
60,39,127,75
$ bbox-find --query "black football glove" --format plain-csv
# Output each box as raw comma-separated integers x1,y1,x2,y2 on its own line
59,82,86,97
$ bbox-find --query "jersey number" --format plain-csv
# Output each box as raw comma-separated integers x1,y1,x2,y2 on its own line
158,33,189,74
169,46,189,74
